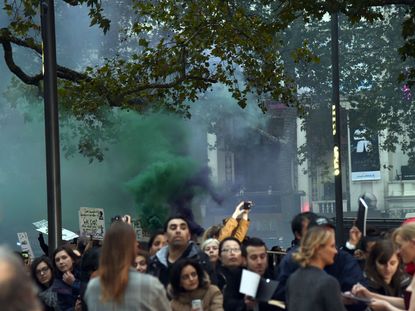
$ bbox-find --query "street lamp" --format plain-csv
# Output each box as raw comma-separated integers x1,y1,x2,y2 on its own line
40,0,62,254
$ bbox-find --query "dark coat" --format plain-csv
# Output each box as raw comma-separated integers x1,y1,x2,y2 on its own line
148,241,216,288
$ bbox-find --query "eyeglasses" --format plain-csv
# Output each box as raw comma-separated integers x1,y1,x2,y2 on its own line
221,247,241,254
181,271,198,281
36,266,50,275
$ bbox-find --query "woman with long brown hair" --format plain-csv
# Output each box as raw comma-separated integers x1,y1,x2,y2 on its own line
84,221,170,311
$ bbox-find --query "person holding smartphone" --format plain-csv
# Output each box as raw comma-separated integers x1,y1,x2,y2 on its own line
201,201,252,244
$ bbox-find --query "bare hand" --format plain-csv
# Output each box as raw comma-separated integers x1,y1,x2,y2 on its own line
244,296,256,310
63,271,75,286
232,202,245,218
369,298,391,311
351,283,370,298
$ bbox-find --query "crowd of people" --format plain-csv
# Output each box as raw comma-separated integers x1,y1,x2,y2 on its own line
2,200,415,311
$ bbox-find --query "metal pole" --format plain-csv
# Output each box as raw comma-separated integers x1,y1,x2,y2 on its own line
331,12,344,245
40,0,62,255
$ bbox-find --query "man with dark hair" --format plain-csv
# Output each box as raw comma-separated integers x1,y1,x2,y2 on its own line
274,213,366,311
222,237,278,311
243,237,279,311
0,246,43,311
148,216,214,287
288,211,319,251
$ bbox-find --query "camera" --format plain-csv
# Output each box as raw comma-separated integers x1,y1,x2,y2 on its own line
243,201,253,210
111,215,122,223
111,214,132,224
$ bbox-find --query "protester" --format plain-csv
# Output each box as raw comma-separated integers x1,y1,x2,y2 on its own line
202,238,220,266
286,225,347,311
78,246,101,311
351,240,409,311
352,223,415,310
134,249,149,273
31,256,59,311
51,244,81,311
202,201,251,243
364,239,410,297
148,216,214,287
216,237,244,310
243,237,278,311
275,212,366,311
84,221,170,311
168,258,223,311
0,246,43,311
148,230,167,257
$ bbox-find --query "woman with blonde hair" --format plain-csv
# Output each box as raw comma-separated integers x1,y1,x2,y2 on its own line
84,221,170,311
286,225,346,311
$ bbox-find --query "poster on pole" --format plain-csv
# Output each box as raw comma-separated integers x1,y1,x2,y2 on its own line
17,232,35,260
349,111,381,181
79,207,105,240
33,219,79,241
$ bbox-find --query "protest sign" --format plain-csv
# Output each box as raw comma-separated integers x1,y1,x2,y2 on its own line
79,207,105,240
33,219,79,241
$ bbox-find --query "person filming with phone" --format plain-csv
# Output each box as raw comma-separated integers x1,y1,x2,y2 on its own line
202,201,252,243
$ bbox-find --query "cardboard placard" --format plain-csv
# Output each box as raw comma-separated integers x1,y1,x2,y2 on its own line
79,207,105,240
33,219,79,241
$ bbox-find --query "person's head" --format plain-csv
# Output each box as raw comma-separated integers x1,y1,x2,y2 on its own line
0,246,43,311
52,245,79,275
99,221,137,303
365,239,401,289
202,225,222,241
169,258,206,296
291,212,318,241
134,250,149,273
80,246,101,282
201,238,220,265
393,223,415,264
148,230,167,256
242,237,268,276
219,237,243,268
293,226,337,268
30,256,54,289
164,216,191,249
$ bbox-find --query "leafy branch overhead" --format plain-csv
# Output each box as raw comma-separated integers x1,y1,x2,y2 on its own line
2,0,413,114
1,0,415,162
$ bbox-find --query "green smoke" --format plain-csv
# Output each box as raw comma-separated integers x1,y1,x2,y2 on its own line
125,157,199,232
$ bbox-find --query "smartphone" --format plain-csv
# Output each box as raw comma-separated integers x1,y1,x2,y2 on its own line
191,299,203,311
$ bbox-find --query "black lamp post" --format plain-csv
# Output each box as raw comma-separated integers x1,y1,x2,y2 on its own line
40,0,62,255
331,12,344,245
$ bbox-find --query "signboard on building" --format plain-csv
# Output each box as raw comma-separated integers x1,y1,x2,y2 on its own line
349,113,381,181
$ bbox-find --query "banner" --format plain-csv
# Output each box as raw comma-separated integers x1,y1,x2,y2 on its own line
349,112,381,181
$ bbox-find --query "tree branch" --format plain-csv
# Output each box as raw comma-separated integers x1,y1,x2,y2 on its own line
0,40,42,85
0,27,90,84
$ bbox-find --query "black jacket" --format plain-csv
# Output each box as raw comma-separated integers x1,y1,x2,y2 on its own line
148,241,216,288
